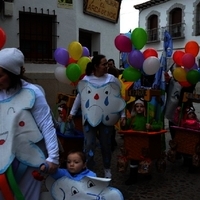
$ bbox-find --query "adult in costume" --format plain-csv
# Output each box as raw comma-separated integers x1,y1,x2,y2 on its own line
0,48,59,200
68,54,126,178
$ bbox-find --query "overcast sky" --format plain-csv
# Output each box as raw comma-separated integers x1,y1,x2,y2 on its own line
120,0,148,33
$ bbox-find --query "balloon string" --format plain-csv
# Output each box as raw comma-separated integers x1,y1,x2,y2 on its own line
6,165,25,200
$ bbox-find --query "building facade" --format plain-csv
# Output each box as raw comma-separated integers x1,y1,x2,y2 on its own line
134,0,200,65
0,0,121,108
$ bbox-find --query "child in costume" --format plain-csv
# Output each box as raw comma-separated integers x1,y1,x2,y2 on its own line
121,98,162,185
40,150,96,181
173,105,200,130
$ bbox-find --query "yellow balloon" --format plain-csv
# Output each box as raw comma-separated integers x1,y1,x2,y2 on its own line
68,41,83,60
77,56,91,74
173,67,187,82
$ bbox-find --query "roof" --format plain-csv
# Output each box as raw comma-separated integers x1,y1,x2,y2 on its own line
134,0,170,11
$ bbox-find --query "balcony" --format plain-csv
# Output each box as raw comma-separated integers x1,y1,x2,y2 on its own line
163,23,185,39
146,28,160,43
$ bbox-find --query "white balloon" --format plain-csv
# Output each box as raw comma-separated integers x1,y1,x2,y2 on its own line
143,56,160,75
54,66,71,84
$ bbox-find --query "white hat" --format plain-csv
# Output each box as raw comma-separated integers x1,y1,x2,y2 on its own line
0,48,24,75
134,98,144,105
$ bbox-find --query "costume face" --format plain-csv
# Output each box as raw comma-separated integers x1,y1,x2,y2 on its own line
0,68,11,90
95,58,108,76
67,153,86,174
135,103,145,114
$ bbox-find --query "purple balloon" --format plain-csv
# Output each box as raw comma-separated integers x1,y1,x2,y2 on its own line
54,48,69,66
128,50,144,69
82,46,90,57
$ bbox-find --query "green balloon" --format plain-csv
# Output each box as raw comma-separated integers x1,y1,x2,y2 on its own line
186,70,200,85
122,67,141,82
131,28,147,50
66,63,81,82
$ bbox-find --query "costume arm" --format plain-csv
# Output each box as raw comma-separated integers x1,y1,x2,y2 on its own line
70,93,81,116
31,88,59,164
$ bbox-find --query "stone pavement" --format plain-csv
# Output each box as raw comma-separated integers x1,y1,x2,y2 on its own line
93,121,200,200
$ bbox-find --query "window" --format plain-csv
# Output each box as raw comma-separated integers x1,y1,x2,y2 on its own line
147,14,159,42
19,11,57,63
169,8,183,38
196,3,200,35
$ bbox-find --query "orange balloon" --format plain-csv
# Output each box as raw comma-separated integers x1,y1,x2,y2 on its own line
185,41,199,57
179,80,191,87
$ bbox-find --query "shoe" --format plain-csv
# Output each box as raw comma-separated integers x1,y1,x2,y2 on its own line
104,169,112,178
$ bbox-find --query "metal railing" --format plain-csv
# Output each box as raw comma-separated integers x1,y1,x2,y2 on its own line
146,28,160,42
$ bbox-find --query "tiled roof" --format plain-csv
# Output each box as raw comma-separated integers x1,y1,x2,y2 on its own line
134,0,170,10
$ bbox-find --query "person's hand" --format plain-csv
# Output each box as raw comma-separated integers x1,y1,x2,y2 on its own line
120,117,126,127
146,123,152,130
67,114,74,121
46,161,59,174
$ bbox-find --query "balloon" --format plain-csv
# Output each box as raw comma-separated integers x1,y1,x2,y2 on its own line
68,41,83,60
172,67,187,82
54,66,71,84
114,34,132,52
122,67,141,82
172,51,185,66
54,48,69,66
185,41,199,57
131,28,147,50
179,80,191,87
128,50,144,69
0,28,6,49
143,48,158,59
68,57,77,64
182,53,195,69
142,56,160,75
82,46,90,57
186,70,200,85
66,63,81,82
77,56,91,74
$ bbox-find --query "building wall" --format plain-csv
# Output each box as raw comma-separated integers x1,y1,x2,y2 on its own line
137,0,200,59
0,0,121,109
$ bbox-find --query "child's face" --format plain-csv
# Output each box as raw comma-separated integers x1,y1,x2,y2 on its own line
187,112,195,119
135,103,145,114
66,153,86,174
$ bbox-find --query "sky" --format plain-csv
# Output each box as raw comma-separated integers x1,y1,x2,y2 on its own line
120,0,148,33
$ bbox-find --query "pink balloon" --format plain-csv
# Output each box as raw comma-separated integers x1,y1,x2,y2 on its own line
182,53,195,69
114,34,132,52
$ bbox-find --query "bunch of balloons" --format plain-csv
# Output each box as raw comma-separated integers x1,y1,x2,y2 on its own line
0,28,6,49
54,41,91,84
114,28,160,82
172,40,200,87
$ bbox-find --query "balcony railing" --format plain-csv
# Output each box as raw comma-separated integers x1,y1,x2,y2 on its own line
163,23,185,39
146,28,160,42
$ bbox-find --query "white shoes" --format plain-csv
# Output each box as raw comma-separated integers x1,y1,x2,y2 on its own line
104,169,112,178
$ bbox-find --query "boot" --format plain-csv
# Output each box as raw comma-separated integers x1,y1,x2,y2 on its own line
125,167,138,185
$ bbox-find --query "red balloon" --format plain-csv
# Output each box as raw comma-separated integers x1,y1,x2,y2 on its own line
143,48,158,59
182,53,195,69
185,41,199,57
68,57,77,65
179,80,191,87
172,51,185,66
0,28,6,49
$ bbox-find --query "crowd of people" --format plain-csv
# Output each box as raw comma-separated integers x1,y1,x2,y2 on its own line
0,47,199,199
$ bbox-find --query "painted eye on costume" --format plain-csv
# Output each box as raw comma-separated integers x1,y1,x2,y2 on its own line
71,186,79,196
87,180,95,188
19,121,25,126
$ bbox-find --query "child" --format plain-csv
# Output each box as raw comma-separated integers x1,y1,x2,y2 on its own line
40,150,96,181
173,105,200,129
121,98,162,185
